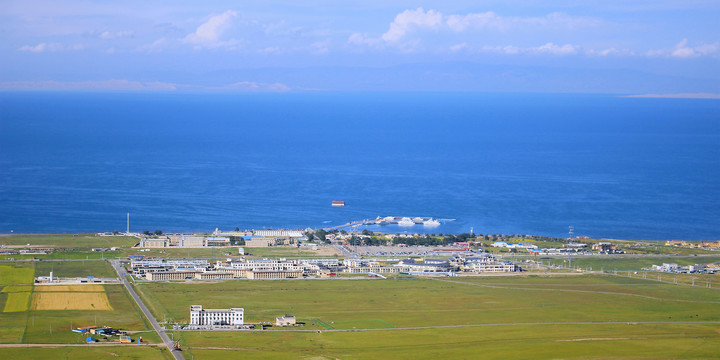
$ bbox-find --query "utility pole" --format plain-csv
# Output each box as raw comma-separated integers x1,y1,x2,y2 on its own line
127,212,130,234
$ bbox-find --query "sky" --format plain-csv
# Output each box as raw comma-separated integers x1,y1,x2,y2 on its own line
1,0,719,93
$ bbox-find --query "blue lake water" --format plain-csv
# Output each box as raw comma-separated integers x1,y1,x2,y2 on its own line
1,92,719,239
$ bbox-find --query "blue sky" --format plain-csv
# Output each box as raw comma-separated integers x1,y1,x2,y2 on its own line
1,1,719,93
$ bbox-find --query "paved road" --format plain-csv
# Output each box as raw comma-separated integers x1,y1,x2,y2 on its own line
172,320,720,333
108,259,185,360
0,343,162,348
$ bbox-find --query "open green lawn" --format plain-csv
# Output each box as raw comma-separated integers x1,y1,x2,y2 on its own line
34,260,117,278
135,274,720,359
0,264,35,285
543,255,720,271
0,234,138,249
172,322,720,360
139,275,720,328
116,246,335,260
0,346,173,359
3,291,31,312
242,247,338,258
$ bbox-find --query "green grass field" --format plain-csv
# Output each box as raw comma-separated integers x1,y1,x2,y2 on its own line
0,234,138,248
133,274,720,359
3,290,32,313
172,322,720,359
543,255,720,271
0,264,35,285
0,346,173,359
34,260,117,278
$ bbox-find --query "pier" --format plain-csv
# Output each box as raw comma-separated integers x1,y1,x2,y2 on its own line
322,217,455,231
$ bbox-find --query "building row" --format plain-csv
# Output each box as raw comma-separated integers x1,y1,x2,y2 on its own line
131,254,521,281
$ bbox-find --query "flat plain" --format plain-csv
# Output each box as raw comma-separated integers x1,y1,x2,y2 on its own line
133,274,720,359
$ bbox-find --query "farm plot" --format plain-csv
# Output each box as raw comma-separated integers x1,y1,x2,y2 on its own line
0,265,34,285
31,292,112,311
3,292,32,312
34,284,104,292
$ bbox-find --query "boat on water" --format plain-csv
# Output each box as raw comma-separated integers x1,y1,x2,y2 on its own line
331,200,345,207
398,217,415,227
423,219,441,227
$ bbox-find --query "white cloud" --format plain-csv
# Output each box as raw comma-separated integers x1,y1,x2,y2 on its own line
646,39,719,58
138,38,168,53
257,46,281,54
449,42,467,52
99,31,134,40
18,42,81,52
310,40,330,54
348,33,380,47
19,43,49,52
223,81,291,92
482,45,521,55
183,10,238,48
482,43,577,55
374,8,600,43
381,8,443,42
534,42,578,55
446,11,504,32
671,38,718,58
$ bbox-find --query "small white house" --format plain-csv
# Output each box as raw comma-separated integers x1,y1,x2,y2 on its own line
276,314,296,326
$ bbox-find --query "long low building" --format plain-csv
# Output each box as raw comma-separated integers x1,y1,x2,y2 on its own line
466,261,518,272
194,272,235,280
247,269,303,279
146,271,201,281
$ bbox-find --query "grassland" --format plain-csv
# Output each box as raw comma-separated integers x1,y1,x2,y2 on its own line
173,322,720,359
0,346,174,359
0,234,138,248
0,234,138,261
132,274,720,359
543,255,720,271
3,291,32,313
34,260,117,278
139,276,720,328
0,264,35,285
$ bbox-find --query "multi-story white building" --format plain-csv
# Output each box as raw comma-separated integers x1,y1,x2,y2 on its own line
218,259,302,272
189,305,244,326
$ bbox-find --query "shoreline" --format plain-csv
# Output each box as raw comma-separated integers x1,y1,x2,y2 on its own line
1,232,719,242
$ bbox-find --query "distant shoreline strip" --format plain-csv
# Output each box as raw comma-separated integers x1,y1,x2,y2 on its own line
624,93,720,99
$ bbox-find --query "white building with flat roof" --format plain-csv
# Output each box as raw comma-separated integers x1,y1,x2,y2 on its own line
189,305,244,326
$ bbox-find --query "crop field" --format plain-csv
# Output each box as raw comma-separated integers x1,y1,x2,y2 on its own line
0,283,158,345
3,291,31,312
134,274,720,359
31,292,113,311
34,284,104,292
0,264,35,285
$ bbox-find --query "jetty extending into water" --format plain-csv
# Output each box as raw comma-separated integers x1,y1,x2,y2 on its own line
323,217,455,231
